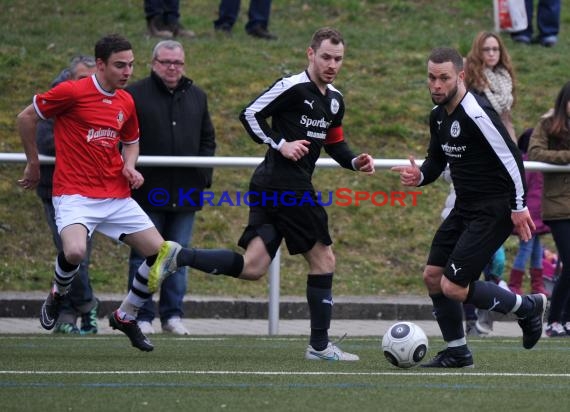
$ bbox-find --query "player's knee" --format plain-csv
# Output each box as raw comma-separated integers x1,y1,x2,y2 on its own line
64,246,86,265
441,280,467,302
422,266,442,293
309,247,335,273
240,257,269,281
240,271,265,281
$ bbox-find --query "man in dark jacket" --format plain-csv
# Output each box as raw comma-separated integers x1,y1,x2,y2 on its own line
126,40,216,335
36,55,99,335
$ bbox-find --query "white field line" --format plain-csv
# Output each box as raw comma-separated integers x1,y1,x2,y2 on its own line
1,370,570,378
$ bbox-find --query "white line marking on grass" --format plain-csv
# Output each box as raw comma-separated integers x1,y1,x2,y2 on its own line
1,370,570,378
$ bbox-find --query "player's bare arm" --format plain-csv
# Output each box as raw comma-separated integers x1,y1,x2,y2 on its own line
121,142,144,189
391,155,421,186
16,104,41,190
354,153,375,175
279,140,310,161
511,209,536,242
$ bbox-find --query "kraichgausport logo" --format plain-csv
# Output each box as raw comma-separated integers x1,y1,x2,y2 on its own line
146,188,422,208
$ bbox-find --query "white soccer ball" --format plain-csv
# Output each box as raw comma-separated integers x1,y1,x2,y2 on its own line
381,321,429,368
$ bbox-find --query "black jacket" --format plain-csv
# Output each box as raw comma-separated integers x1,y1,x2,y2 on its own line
36,69,72,200
127,71,216,212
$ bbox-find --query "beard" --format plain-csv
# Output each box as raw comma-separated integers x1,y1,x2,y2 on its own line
431,84,458,106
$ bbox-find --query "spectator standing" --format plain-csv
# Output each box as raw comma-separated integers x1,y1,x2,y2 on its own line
508,128,551,298
36,55,99,335
214,0,277,40
392,47,546,368
511,0,561,47
465,31,517,142
126,40,216,335
145,0,195,39
528,82,570,337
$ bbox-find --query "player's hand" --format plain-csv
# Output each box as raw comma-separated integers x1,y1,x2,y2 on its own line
354,153,375,175
512,209,536,242
391,155,421,186
123,166,144,189
279,140,310,161
17,163,40,190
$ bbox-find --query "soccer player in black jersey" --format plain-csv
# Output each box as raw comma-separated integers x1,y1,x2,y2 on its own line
392,47,546,368
237,27,374,361
171,27,374,360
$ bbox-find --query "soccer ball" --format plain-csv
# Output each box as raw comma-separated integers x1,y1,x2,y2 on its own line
381,321,428,368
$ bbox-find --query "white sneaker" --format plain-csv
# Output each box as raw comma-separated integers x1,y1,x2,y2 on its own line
475,309,493,334
305,342,359,361
498,280,509,291
137,320,155,335
162,317,190,335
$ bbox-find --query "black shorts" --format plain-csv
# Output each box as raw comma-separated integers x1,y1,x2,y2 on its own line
427,198,513,287
237,189,332,258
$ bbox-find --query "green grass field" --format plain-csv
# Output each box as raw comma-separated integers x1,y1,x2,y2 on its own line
1,0,568,297
1,335,569,411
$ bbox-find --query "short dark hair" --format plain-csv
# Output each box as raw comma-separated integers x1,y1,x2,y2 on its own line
310,27,344,51
94,34,132,63
428,47,463,71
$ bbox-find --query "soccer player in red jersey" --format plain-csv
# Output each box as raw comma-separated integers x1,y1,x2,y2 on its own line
17,34,182,352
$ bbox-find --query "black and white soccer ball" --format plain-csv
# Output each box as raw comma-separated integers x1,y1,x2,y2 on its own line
381,321,428,368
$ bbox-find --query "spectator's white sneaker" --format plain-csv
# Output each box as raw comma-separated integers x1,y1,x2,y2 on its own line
137,320,155,335
498,280,510,291
162,317,190,335
305,342,359,361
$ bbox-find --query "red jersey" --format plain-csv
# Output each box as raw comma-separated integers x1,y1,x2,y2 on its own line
33,74,139,198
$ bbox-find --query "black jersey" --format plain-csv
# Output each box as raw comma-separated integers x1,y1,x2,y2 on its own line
420,91,526,211
239,70,355,192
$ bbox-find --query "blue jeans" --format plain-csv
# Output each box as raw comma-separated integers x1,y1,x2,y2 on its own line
512,235,543,271
144,0,180,26
42,200,95,323
214,0,272,31
544,219,570,324
128,211,195,324
512,0,560,40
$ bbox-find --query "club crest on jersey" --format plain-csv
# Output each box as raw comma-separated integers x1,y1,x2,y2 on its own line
116,111,125,128
450,120,461,138
330,98,339,114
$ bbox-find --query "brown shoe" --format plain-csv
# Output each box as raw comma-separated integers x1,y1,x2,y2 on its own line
247,24,277,40
147,16,173,38
171,23,196,39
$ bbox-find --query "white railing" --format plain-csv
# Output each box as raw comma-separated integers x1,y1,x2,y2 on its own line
2,153,570,171
2,153,570,334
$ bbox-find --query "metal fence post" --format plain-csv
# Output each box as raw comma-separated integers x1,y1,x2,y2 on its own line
268,247,281,335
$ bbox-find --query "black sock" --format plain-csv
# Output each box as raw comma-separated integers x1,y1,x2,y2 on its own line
307,273,333,351
57,252,79,272
465,280,516,314
176,248,244,277
54,252,80,292
145,254,157,267
514,296,537,318
430,293,465,342
463,303,477,321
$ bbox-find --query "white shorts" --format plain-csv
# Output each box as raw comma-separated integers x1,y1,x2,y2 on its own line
52,195,154,240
